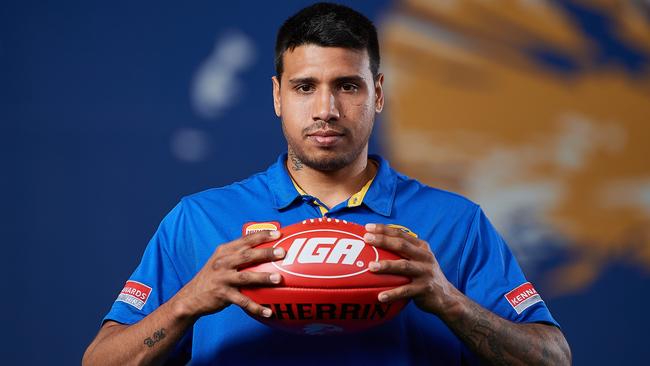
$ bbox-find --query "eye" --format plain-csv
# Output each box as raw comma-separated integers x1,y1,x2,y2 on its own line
295,84,315,93
340,83,359,92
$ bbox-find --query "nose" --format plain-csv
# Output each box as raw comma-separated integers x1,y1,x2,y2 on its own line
312,87,340,122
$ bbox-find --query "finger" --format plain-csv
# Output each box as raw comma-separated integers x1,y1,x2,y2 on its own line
363,231,428,260
232,246,286,268
229,290,274,318
229,270,283,287
213,230,282,259
365,223,422,245
239,229,282,248
377,284,417,303
368,259,421,277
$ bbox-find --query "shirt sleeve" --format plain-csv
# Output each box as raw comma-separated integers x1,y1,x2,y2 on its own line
102,200,192,326
458,206,559,327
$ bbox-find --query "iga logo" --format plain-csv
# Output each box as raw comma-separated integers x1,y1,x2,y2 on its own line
272,229,378,279
282,237,365,266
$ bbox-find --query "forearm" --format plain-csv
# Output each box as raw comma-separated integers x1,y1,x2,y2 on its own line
83,230,285,365
441,289,571,366
362,224,571,364
82,295,196,366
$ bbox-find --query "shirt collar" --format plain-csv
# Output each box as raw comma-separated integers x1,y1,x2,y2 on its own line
267,153,397,216
267,153,302,210
362,154,397,216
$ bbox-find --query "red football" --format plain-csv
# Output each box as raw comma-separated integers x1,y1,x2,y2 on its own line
240,218,410,335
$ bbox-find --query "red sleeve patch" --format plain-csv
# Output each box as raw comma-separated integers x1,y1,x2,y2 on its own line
504,282,543,314
116,280,152,310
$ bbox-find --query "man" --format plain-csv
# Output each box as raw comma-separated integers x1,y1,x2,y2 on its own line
83,3,571,365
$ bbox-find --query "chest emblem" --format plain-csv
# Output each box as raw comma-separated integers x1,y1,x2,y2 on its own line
242,221,281,236
387,224,418,238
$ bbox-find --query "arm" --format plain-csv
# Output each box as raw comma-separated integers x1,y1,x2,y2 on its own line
364,224,571,366
82,298,194,366
443,294,570,365
83,230,286,366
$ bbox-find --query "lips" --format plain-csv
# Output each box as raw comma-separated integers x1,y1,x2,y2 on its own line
306,129,344,146
307,129,344,137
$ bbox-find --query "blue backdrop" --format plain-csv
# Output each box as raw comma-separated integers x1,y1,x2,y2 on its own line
2,1,648,364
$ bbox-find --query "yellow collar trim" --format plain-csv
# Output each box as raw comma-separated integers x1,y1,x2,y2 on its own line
347,174,374,207
347,159,378,207
291,178,308,196
289,159,378,212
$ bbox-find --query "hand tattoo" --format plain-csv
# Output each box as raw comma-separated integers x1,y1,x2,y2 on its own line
143,328,167,348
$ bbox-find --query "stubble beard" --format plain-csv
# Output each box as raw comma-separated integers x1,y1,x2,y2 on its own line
283,122,372,172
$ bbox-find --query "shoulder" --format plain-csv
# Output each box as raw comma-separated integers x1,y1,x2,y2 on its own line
392,169,480,216
155,171,274,237
181,170,271,208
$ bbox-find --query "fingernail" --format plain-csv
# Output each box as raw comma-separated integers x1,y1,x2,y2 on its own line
378,293,388,302
262,308,272,318
273,247,285,257
365,223,376,231
269,230,280,239
369,262,380,271
270,273,281,283
364,233,375,242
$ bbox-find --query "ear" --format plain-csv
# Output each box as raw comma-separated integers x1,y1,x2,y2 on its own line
374,73,385,113
272,76,282,117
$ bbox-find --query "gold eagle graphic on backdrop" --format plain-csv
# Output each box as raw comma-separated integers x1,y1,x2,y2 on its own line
381,0,650,294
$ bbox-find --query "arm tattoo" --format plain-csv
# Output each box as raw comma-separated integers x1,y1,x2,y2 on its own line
450,301,569,365
461,306,510,365
288,151,303,171
143,328,167,348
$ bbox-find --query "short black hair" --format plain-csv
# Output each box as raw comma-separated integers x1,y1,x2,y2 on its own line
275,2,380,80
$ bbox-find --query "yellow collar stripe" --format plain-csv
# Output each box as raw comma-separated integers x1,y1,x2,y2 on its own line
347,175,374,207
290,178,308,196
316,205,328,216
347,159,378,207
289,159,377,213
290,177,329,215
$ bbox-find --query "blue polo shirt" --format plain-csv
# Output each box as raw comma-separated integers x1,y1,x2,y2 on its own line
103,153,559,365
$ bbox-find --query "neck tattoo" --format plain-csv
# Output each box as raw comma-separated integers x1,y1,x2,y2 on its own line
289,151,303,171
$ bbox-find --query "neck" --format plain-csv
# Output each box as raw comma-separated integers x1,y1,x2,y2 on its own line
286,148,376,209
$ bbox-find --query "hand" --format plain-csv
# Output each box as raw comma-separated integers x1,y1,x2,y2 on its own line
364,224,572,365
363,223,458,315
173,230,286,320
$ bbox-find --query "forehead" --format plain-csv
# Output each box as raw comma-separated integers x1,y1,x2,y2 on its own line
281,44,371,82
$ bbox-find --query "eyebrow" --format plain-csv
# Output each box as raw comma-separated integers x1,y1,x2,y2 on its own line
288,77,318,85
335,75,365,85
288,75,366,85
